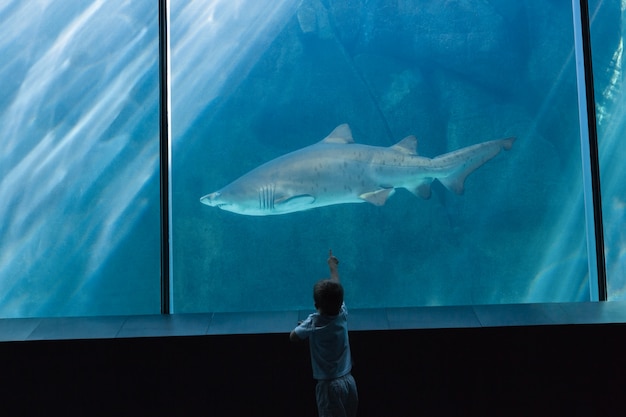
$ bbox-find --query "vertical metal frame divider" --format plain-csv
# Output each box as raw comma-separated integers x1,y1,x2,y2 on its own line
159,0,172,314
573,0,608,301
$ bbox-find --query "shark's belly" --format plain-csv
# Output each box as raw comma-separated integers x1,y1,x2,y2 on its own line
286,159,430,206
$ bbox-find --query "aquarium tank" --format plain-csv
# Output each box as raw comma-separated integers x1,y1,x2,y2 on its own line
0,0,624,319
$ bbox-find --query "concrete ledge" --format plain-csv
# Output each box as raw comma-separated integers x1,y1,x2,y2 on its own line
1,301,626,342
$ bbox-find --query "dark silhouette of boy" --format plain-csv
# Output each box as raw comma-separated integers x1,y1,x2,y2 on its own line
290,250,358,417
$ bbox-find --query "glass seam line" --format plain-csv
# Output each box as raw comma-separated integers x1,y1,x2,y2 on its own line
579,0,608,301
159,0,171,314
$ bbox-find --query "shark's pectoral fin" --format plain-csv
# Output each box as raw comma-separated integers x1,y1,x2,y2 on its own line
359,188,395,206
275,194,316,209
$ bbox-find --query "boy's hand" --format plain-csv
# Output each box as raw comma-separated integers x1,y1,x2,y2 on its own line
327,249,339,267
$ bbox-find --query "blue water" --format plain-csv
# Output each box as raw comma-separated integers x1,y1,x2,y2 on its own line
590,0,626,300
0,0,624,318
0,1,160,317
171,0,597,313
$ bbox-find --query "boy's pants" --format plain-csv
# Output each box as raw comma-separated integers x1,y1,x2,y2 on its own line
315,373,358,417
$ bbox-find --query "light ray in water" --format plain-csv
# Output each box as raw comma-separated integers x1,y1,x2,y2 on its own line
170,0,301,144
595,35,626,299
526,0,626,301
509,41,590,301
0,1,159,317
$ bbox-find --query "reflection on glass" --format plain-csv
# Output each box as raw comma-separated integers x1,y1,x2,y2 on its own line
171,0,591,313
0,1,160,317
589,0,626,300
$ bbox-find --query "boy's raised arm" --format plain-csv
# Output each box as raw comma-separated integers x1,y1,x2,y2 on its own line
328,249,339,282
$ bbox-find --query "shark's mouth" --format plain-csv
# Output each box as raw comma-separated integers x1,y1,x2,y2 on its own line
200,192,222,207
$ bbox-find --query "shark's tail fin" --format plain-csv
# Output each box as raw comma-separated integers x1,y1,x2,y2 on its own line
432,137,515,196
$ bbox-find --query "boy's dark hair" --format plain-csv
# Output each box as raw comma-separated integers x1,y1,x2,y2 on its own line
313,279,344,315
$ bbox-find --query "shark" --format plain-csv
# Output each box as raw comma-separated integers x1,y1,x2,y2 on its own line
200,124,514,215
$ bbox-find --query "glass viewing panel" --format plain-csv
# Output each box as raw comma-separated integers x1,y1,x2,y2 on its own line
0,1,161,317
589,0,626,300
171,0,593,313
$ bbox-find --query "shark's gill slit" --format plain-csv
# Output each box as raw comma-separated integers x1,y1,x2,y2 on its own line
258,185,274,211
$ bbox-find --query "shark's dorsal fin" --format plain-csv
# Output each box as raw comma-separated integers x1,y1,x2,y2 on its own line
391,135,418,155
321,124,354,144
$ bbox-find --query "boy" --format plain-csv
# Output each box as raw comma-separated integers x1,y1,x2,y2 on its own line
290,250,358,417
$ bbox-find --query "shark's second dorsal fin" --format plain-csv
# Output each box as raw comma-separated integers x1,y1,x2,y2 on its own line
391,135,418,155
321,124,354,144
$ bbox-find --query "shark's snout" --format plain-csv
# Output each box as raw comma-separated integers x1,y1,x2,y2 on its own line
200,191,221,206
